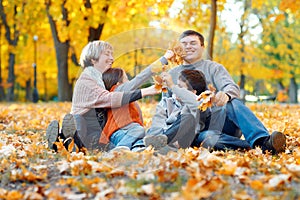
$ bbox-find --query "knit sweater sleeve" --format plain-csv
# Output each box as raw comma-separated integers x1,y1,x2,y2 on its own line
171,85,199,118
71,73,142,115
147,99,168,136
116,66,152,92
71,74,121,114
116,57,168,92
204,61,240,99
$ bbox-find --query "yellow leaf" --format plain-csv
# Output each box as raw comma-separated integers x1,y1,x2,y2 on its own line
250,180,264,190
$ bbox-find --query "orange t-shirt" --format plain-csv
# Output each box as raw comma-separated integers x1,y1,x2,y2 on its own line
99,85,143,144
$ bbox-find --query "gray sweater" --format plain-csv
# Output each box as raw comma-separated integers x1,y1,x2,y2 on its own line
148,59,239,137
148,85,207,136
169,59,240,99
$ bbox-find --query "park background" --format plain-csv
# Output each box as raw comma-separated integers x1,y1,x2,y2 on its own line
0,0,299,103
1,0,300,199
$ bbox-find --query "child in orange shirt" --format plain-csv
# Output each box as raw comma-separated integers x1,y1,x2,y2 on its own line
100,68,167,152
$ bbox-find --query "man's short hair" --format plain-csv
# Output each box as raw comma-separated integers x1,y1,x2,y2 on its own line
179,30,205,46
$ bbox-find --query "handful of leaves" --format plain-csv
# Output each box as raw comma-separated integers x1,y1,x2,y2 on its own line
153,74,167,93
197,84,216,111
168,41,186,65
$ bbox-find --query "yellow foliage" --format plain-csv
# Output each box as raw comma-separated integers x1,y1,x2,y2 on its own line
280,0,300,14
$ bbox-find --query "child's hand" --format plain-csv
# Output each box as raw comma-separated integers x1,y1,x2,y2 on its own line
163,50,175,60
168,41,186,65
153,75,167,93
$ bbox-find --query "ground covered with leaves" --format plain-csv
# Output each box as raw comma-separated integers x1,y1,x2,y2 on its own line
0,102,299,200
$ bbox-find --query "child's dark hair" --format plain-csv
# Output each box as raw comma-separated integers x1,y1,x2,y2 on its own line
102,68,124,91
178,69,207,95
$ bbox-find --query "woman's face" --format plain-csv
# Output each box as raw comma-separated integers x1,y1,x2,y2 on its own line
94,49,114,73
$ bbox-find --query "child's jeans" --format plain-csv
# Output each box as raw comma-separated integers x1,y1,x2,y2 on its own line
109,123,145,150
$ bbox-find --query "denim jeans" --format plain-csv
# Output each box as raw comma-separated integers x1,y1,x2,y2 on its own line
192,130,251,150
164,113,196,148
194,99,269,150
225,99,269,147
109,123,145,150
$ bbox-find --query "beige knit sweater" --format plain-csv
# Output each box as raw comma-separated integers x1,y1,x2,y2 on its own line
71,57,167,116
71,67,124,115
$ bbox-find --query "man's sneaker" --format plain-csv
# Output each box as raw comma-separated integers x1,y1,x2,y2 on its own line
263,131,286,154
144,134,168,150
46,120,59,150
62,114,77,139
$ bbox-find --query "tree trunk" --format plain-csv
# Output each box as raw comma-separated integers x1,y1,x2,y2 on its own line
6,52,15,101
86,1,108,41
0,80,4,101
278,80,285,90
239,73,246,101
25,79,31,102
0,1,19,102
56,42,72,101
207,0,217,60
46,2,72,101
0,23,4,101
289,75,298,103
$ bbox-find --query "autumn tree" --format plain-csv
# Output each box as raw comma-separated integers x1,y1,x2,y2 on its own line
0,22,4,101
278,0,300,103
207,0,217,60
234,0,252,100
251,0,300,103
44,0,114,101
45,0,77,101
0,0,21,101
102,0,175,77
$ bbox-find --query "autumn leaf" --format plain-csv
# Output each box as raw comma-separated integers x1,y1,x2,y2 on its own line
153,74,167,93
197,84,216,111
168,41,186,65
0,102,300,199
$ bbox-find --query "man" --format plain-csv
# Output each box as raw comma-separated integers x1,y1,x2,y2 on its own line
165,30,286,154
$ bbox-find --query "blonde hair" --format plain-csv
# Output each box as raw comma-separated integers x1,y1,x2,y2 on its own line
79,40,113,68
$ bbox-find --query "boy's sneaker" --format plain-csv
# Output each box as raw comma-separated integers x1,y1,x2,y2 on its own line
132,146,146,152
61,114,77,139
110,146,131,152
157,145,177,155
63,137,75,152
46,120,59,150
144,134,168,150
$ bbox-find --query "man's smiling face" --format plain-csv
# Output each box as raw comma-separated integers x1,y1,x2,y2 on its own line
180,35,205,65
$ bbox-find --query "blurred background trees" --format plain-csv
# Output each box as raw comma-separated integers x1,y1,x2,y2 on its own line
0,0,299,103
